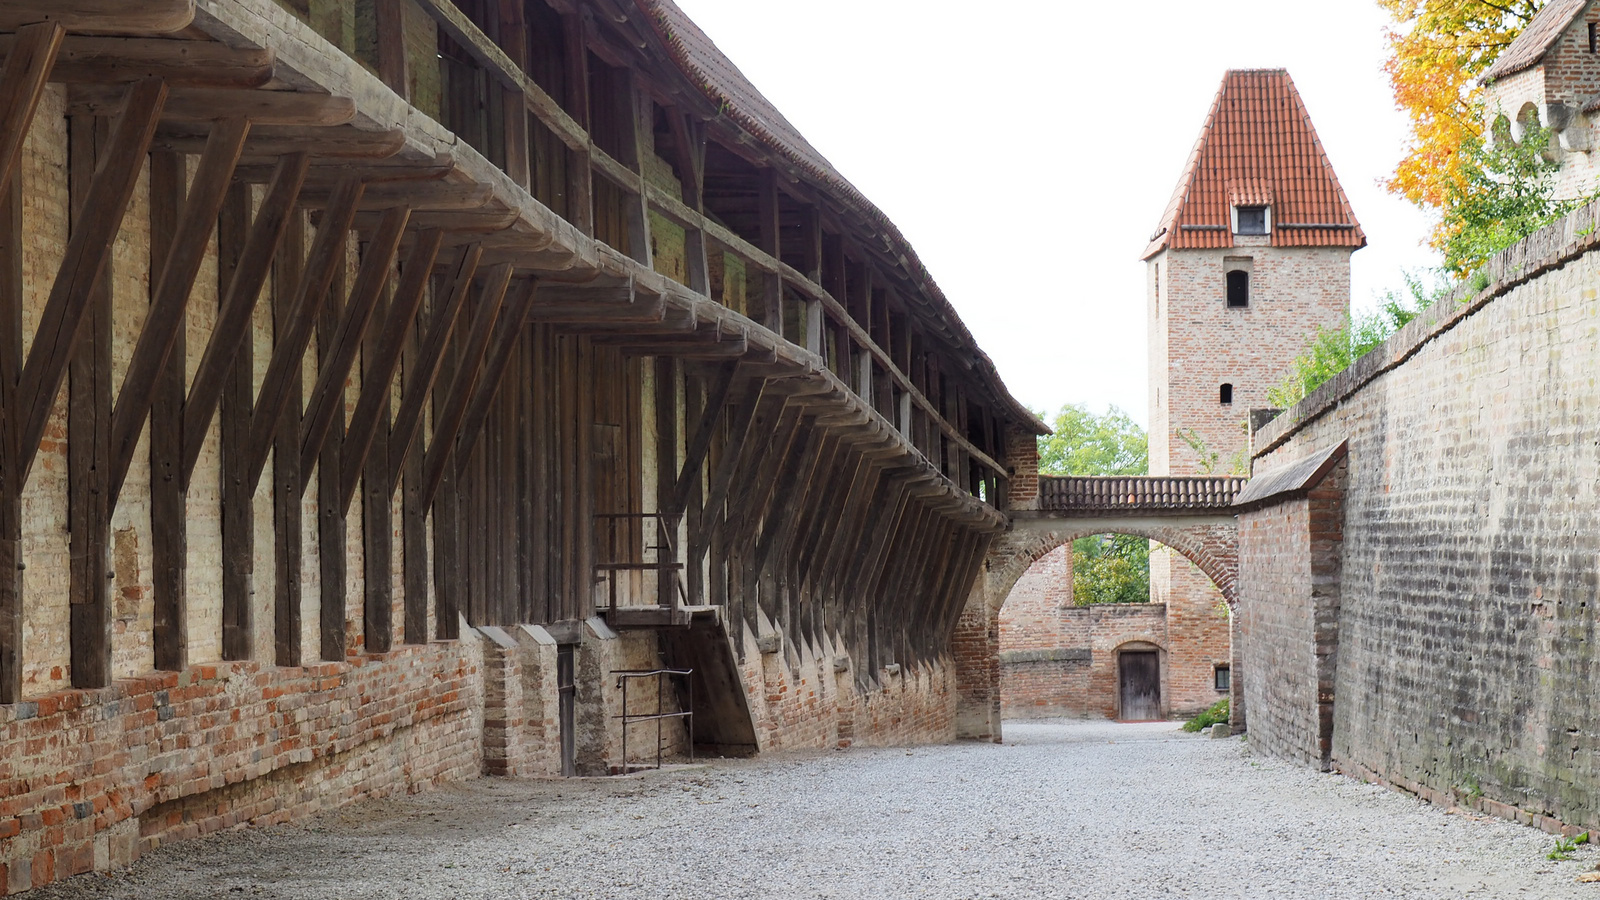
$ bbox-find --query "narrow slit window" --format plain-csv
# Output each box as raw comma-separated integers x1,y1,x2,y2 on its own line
1590,21,1597,53
1220,383,1233,405
1226,270,1249,307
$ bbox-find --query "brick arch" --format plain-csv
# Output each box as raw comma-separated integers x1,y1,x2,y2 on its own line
983,520,1237,610
952,515,1238,743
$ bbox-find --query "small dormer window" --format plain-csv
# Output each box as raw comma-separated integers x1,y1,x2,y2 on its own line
1235,205,1269,235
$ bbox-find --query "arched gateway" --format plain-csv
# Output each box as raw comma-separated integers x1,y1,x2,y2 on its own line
953,476,1244,741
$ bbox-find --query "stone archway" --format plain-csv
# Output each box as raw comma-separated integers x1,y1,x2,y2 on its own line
953,514,1238,742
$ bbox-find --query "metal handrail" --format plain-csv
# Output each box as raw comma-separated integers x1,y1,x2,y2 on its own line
612,668,693,773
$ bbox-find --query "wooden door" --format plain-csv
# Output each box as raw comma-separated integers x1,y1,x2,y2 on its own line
1119,651,1161,721
558,644,577,776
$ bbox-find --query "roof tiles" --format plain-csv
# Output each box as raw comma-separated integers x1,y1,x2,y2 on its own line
1482,0,1589,83
1143,69,1365,259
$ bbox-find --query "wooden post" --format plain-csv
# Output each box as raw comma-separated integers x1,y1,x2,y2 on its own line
218,182,254,662
375,0,410,99
757,167,782,336
148,152,186,672
0,168,21,702
654,355,677,608
66,115,113,688
361,259,394,654
318,251,349,662
272,208,306,666
497,0,529,190
562,13,593,236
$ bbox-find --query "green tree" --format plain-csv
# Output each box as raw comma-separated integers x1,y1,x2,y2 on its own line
1441,121,1583,274
1036,403,1146,477
1035,403,1151,606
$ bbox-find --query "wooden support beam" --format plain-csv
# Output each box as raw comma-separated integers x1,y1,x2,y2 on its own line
666,360,737,515
16,78,166,480
757,167,782,335
242,176,364,490
67,84,355,126
151,124,405,160
387,244,482,477
147,151,186,672
0,24,62,199
0,0,194,33
374,0,409,98
107,115,250,503
338,229,442,511
298,205,410,480
66,114,114,689
271,208,306,667
448,276,540,479
0,35,272,87
217,182,254,662
361,271,395,654
419,263,515,507
317,260,348,662
178,150,308,485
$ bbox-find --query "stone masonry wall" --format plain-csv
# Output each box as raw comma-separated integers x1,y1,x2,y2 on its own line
1245,199,1600,833
1235,458,1344,770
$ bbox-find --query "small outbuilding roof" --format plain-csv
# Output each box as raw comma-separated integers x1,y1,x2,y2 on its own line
1143,69,1365,260
1481,0,1590,83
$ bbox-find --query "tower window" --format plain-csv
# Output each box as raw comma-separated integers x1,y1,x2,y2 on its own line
1215,665,1231,692
1235,205,1268,235
1590,22,1597,53
1226,270,1249,307
1220,383,1234,405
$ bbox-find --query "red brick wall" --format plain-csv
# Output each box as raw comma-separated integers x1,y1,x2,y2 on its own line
0,641,483,895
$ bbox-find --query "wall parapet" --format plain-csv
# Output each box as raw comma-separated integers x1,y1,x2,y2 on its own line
1254,196,1600,458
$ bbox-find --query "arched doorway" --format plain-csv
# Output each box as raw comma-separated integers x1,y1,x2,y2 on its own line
956,517,1237,741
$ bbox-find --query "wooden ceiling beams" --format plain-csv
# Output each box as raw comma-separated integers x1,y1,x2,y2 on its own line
0,35,272,86
0,0,195,35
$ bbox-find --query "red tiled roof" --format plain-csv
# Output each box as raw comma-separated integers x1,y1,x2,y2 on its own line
1482,0,1588,83
634,0,1046,433
1143,69,1365,260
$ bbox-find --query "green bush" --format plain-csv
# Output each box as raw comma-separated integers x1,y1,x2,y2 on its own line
1181,698,1230,733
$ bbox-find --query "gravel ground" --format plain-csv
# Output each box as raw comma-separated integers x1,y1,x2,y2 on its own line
31,719,1600,899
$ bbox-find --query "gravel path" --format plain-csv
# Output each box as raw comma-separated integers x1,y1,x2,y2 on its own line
32,719,1600,899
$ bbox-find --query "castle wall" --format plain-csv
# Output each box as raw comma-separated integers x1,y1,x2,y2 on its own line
1240,201,1600,834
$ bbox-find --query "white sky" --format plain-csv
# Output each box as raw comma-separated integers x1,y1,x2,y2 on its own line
672,0,1439,428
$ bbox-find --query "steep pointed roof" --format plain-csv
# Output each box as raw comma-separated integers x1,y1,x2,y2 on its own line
1482,0,1589,83
1143,69,1365,260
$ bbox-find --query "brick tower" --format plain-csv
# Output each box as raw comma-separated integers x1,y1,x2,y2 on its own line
1143,69,1364,713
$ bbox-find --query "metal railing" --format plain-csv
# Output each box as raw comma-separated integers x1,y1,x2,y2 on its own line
611,668,693,773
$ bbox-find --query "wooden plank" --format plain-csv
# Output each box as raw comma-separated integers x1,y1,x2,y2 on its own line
66,83,355,126
386,243,481,476
243,176,364,491
217,182,254,662
271,207,306,667
107,116,250,503
0,0,194,33
447,276,540,479
339,229,442,511
16,78,166,479
418,264,514,507
147,151,186,672
179,150,309,485
0,25,62,205
0,34,272,87
151,123,404,160
0,165,22,702
67,115,113,689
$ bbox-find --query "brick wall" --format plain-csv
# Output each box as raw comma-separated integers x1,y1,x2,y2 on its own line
1242,200,1600,832
1236,459,1344,769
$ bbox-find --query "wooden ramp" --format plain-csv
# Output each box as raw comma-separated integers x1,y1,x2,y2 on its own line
658,607,759,757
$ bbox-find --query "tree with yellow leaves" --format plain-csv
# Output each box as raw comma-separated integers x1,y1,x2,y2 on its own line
1380,0,1541,246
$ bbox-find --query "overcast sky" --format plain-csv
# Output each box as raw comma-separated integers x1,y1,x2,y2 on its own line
672,0,1438,428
